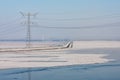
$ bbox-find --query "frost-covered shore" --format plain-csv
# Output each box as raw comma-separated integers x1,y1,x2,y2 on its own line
0,41,119,69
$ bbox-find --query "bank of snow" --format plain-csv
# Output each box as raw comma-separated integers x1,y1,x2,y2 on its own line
0,53,109,69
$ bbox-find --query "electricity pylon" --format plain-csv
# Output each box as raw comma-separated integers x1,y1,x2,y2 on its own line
20,12,38,48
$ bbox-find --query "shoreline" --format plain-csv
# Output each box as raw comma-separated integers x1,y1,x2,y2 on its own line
0,53,109,69
0,41,120,69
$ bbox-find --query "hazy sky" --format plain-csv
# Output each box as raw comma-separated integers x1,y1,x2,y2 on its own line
0,0,120,40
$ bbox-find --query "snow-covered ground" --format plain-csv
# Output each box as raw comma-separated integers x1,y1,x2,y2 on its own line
0,41,120,69
0,41,64,48
73,41,120,49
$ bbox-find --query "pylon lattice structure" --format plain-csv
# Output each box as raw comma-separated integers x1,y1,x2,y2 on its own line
20,12,38,48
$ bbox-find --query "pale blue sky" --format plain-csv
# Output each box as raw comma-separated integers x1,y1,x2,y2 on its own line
0,0,120,40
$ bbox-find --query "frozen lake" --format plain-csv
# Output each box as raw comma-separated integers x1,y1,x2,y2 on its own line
0,41,120,80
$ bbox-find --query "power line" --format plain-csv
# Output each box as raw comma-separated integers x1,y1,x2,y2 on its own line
0,27,25,36
33,22,120,29
0,17,22,28
36,14,120,21
0,24,24,33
